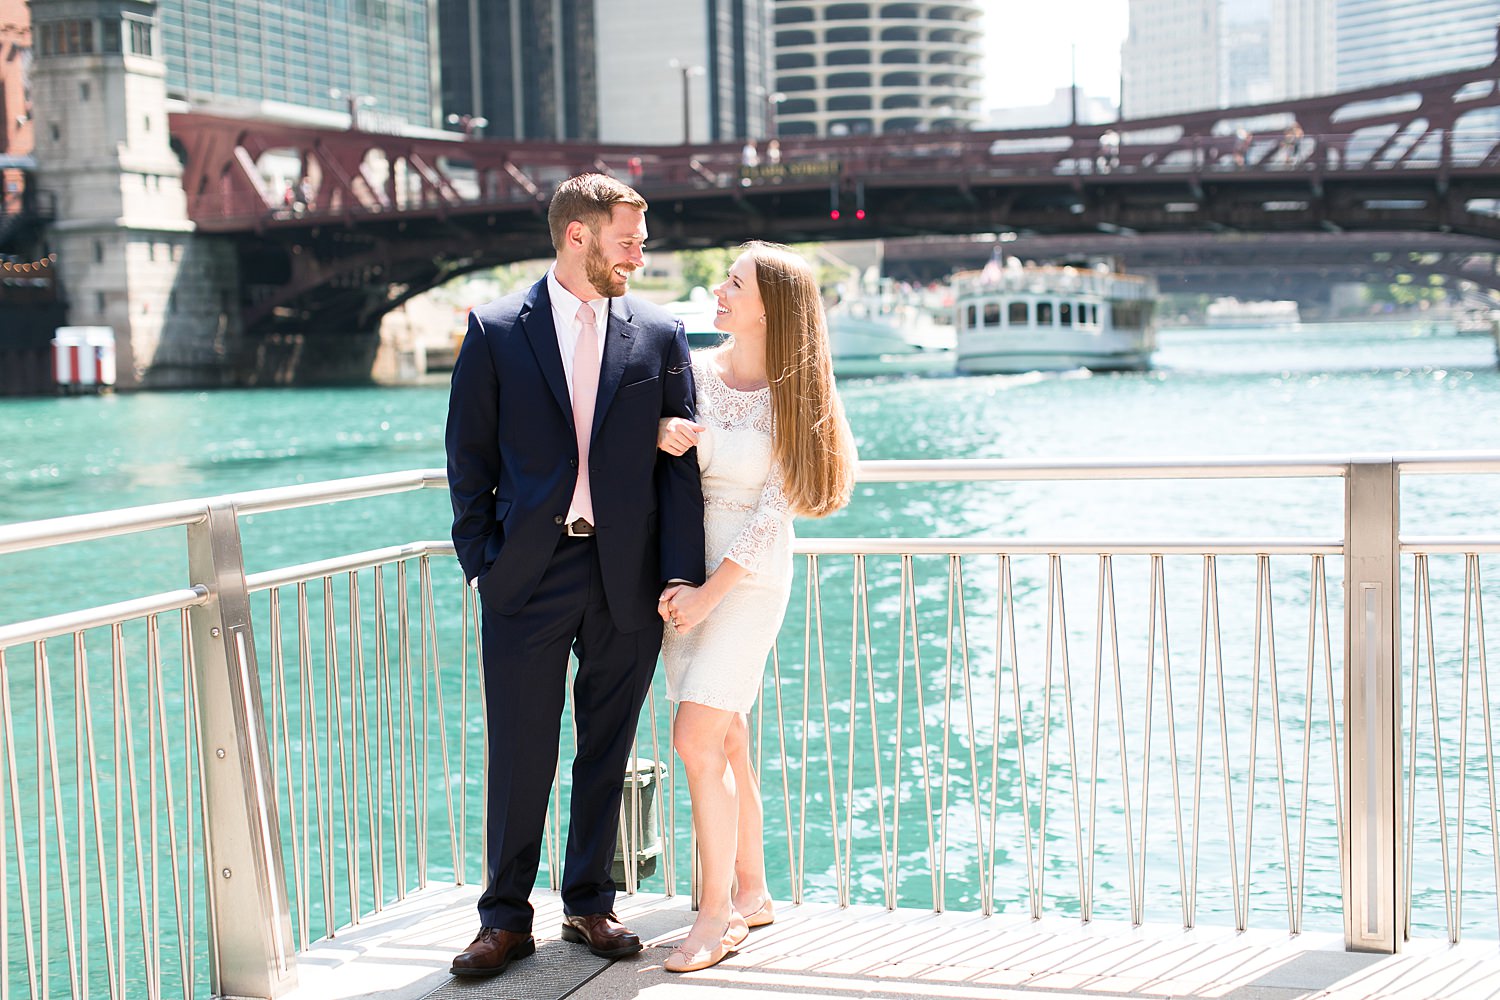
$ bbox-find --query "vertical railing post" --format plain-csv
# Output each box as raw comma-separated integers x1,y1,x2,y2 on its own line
187,502,297,997
1343,461,1403,953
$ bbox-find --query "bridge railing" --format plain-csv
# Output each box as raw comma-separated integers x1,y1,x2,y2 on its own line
2,457,1499,998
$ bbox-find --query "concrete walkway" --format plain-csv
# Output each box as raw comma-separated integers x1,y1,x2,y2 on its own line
283,885,1500,1000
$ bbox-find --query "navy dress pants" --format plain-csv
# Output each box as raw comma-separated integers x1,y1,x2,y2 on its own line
475,534,662,933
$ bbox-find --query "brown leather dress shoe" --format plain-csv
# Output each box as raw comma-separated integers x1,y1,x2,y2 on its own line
560,912,643,959
450,926,536,977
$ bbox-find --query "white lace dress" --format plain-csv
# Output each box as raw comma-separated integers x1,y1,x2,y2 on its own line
662,352,795,713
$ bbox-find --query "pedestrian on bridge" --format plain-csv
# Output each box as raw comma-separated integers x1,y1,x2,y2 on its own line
445,172,706,978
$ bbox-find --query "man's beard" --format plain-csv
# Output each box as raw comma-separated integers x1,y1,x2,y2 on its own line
586,241,629,298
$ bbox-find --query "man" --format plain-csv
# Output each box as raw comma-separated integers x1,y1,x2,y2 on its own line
445,172,705,976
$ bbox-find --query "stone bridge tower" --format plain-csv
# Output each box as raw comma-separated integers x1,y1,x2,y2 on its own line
28,0,240,388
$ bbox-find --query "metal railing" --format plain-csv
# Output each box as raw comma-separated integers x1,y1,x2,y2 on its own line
1,457,1498,998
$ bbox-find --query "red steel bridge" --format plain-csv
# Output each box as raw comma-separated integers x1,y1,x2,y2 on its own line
169,33,1500,337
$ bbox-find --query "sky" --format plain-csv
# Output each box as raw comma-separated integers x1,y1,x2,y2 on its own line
981,0,1131,111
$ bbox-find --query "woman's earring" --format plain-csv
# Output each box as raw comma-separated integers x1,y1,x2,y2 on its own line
759,315,766,323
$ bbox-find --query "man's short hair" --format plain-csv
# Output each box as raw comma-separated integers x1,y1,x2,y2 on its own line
547,173,648,251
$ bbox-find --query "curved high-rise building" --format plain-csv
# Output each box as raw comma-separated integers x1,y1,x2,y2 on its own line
772,1,983,136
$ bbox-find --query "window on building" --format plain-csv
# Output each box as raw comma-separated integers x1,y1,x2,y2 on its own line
128,19,153,56
882,26,919,42
827,3,871,18
777,29,815,46
826,48,871,66
965,304,977,328
827,72,871,89
1037,301,1054,325
983,302,1000,326
775,6,814,23
777,52,815,70
95,292,106,313
94,241,104,263
826,26,871,43
1009,301,1028,325
828,95,872,111
102,18,121,53
49,123,60,142
79,82,90,102
1060,302,1073,326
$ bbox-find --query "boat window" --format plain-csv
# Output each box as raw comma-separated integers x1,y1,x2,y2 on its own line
983,302,1001,326
1088,303,1099,325
966,304,977,328
1060,302,1073,326
1008,301,1028,325
1037,301,1054,326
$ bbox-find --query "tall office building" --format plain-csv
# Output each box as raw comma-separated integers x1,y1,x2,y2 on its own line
437,0,598,140
1337,0,1500,90
770,0,983,137
437,0,771,144
1271,0,1334,100
157,0,439,129
596,0,772,144
0,0,32,157
1121,0,1220,117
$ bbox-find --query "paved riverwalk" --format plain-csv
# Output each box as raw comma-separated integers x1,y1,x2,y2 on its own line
283,884,1500,1000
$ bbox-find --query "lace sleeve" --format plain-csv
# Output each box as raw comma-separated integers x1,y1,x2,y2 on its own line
723,461,792,575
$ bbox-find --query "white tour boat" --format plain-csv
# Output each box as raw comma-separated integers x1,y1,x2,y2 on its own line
826,279,956,377
953,258,1158,374
1204,297,1301,328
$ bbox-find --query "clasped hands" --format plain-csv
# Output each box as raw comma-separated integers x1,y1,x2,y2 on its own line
658,582,714,633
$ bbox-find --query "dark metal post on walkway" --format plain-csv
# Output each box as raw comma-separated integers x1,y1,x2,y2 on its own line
1343,461,1403,953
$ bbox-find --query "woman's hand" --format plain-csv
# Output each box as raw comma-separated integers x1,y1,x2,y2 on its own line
660,583,722,634
657,417,706,456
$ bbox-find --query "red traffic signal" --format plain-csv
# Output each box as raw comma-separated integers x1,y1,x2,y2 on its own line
830,209,841,220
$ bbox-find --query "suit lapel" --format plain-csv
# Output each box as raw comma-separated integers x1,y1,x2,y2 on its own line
592,296,638,438
520,279,573,421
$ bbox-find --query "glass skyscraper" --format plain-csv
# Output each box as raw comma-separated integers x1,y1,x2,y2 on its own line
158,0,439,129
1337,0,1500,89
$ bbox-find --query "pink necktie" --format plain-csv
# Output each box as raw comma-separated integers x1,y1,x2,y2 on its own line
570,301,600,524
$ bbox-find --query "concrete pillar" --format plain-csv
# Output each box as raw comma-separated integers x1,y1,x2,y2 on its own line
29,0,243,388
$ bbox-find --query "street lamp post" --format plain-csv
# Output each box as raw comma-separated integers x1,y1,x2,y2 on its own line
765,90,787,138
668,59,705,145
446,113,490,138
330,88,376,130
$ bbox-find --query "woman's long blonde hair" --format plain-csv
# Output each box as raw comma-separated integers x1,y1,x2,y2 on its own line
742,241,856,518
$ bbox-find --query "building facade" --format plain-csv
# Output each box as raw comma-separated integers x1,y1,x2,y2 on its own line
157,0,439,129
1271,0,1334,100
1,0,32,158
437,0,598,140
594,0,772,144
29,0,243,388
770,0,983,137
1121,0,1220,118
1337,0,1500,90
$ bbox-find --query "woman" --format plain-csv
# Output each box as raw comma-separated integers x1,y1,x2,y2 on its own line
655,241,857,973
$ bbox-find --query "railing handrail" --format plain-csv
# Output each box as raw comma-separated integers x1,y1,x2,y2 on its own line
4,455,1499,558
0,468,445,556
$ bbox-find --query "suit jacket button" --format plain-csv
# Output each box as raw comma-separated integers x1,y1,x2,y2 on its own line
569,459,577,468
554,514,565,524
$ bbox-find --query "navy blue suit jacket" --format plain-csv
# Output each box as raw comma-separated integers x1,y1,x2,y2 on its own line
445,277,706,632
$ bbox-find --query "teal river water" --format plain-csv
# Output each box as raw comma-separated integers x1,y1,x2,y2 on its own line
2,323,1499,987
